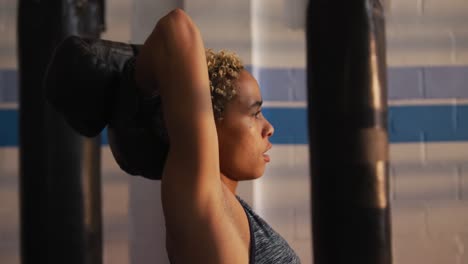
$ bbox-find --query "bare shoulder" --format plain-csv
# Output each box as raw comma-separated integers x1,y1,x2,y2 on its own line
163,179,249,264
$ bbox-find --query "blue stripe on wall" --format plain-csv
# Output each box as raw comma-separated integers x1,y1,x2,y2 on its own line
2,66,468,102
0,69,17,102
255,66,468,101
0,109,18,146
263,105,468,144
1,105,468,146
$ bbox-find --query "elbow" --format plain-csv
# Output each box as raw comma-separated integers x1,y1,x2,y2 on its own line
153,8,199,49
156,8,193,34
165,8,189,23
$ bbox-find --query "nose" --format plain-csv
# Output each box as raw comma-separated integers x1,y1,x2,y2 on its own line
263,119,274,138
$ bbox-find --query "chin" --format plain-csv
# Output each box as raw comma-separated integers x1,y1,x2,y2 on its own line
223,162,267,181
252,173,264,180
250,167,266,180
235,169,264,181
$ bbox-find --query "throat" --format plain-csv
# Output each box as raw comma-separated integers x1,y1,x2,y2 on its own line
220,172,239,195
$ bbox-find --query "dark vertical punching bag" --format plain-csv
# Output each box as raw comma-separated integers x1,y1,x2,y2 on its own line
18,1,104,263
306,1,392,264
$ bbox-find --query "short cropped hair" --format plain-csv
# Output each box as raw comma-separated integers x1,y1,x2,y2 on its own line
206,49,244,120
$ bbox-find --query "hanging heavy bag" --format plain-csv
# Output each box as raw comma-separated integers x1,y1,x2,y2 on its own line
44,35,168,180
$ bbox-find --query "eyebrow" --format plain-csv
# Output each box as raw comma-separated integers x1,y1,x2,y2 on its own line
249,100,263,109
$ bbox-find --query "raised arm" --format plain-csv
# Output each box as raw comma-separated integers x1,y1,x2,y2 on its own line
136,8,220,201
135,9,245,263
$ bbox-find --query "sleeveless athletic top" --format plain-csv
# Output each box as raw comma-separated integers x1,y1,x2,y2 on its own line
236,196,301,264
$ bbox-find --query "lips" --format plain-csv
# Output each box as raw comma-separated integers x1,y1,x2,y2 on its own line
263,143,272,162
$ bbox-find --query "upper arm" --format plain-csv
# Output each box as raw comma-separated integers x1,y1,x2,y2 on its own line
135,10,249,263
138,9,222,209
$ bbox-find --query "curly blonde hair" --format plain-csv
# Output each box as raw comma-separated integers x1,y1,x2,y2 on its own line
206,49,244,120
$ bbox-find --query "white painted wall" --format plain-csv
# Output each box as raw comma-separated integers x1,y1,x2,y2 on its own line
0,0,17,68
1,0,468,263
221,0,468,263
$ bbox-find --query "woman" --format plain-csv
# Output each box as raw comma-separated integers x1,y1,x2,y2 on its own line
132,9,300,263
46,8,301,264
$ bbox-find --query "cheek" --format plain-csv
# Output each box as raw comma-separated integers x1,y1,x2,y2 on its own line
223,124,254,157
221,122,264,178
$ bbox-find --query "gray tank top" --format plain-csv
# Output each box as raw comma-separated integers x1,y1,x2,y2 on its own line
236,196,301,264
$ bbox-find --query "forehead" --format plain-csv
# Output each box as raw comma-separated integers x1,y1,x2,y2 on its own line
234,70,262,106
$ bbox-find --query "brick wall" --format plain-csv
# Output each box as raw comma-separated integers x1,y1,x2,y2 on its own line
388,1,468,262
131,0,468,263
1,0,468,264
388,0,468,66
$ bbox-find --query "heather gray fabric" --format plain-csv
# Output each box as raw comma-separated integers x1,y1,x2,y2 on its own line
236,196,301,264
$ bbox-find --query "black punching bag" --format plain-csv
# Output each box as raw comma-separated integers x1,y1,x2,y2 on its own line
306,1,392,263
18,1,104,263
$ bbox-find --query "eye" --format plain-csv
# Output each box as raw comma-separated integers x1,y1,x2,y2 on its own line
253,110,262,119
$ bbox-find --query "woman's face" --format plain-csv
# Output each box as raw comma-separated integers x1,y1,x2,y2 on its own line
216,70,274,182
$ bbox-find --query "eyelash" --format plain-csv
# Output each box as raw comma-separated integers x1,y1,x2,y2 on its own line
254,110,262,119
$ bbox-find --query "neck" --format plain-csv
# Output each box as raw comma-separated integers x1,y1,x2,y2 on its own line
220,172,238,195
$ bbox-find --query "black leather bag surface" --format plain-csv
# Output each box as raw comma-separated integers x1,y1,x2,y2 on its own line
44,35,168,180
